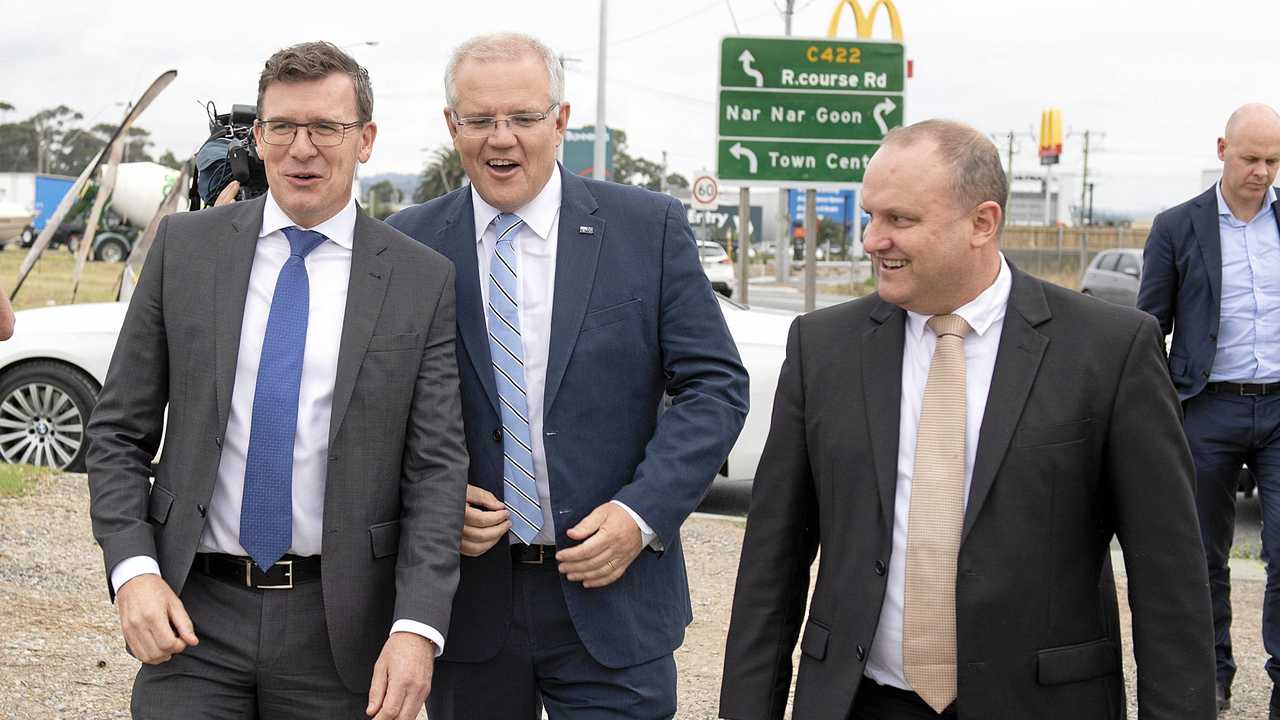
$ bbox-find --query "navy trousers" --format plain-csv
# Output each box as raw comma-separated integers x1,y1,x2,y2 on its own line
426,555,677,720
1184,389,1280,689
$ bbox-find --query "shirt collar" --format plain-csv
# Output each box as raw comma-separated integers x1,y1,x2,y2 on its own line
260,190,357,250
1216,181,1277,223
472,166,563,245
906,253,1012,340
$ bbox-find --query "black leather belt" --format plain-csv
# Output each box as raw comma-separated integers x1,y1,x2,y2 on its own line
511,544,557,565
195,553,321,589
1205,381,1280,396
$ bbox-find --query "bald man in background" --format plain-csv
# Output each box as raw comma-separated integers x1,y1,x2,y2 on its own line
1138,103,1280,717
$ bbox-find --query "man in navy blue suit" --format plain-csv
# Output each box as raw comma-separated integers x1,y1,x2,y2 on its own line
387,32,749,719
1138,103,1280,717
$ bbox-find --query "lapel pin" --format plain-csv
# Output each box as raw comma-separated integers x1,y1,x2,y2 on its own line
578,225,595,235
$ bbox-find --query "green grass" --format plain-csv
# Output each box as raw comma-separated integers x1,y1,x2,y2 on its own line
0,247,123,310
0,463,47,497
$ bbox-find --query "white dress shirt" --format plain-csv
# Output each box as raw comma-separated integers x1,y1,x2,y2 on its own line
864,255,1012,690
471,172,656,547
111,191,442,652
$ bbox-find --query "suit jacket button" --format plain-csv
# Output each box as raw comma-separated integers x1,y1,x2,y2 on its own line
1210,333,1218,341
874,560,886,576
493,428,503,442
1202,370,1210,378
197,504,207,517
214,436,222,448
856,644,866,661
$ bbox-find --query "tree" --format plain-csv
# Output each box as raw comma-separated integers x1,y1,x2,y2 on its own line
28,105,84,174
577,126,688,191
0,120,37,172
156,149,185,170
414,145,466,203
365,180,403,220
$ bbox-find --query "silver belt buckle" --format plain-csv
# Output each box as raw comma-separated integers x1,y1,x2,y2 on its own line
247,559,294,589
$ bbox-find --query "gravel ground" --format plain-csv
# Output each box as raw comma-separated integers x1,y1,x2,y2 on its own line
0,474,1271,719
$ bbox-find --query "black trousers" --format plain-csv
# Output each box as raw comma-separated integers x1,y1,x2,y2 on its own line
851,677,958,720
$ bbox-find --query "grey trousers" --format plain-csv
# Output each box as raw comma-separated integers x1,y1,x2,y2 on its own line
130,568,367,719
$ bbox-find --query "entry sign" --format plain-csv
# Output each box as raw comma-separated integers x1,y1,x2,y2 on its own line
691,174,719,210
717,35,906,187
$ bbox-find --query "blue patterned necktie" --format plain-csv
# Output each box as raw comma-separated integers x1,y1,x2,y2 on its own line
240,226,327,569
487,213,543,543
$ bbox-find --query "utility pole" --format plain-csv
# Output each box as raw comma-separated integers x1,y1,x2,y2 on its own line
1078,129,1093,227
593,0,608,181
776,0,796,283
556,52,581,165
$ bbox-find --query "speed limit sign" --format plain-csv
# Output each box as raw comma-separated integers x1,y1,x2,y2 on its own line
691,174,719,210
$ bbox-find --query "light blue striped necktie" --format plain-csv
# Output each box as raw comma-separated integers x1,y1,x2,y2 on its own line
487,213,543,544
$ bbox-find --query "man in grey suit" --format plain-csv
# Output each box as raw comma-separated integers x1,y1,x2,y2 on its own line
87,42,468,719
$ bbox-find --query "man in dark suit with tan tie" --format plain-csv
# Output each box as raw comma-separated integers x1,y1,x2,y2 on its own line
719,119,1215,719
87,42,468,719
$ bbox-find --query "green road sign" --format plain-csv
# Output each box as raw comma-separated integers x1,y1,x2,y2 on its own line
718,139,878,184
717,35,905,187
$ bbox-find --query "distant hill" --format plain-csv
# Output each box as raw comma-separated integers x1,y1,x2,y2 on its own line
360,172,419,201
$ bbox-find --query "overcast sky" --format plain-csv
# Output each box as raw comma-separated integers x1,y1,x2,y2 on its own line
0,0,1263,213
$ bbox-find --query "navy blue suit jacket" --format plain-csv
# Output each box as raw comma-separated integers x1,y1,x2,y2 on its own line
1137,185,1280,400
387,167,749,668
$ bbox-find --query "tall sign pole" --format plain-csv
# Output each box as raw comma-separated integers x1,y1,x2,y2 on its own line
593,0,608,181
776,0,796,284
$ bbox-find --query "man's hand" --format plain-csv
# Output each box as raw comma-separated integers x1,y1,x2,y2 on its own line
461,484,510,557
557,502,644,588
214,180,241,207
116,574,198,665
366,632,435,720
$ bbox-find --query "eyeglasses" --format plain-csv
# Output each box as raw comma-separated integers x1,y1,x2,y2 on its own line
451,103,559,138
256,119,363,147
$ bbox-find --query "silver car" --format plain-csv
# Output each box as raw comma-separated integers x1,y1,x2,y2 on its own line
1080,248,1143,305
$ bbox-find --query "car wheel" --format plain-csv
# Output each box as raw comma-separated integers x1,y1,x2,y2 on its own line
0,361,98,472
19,226,34,247
94,237,129,263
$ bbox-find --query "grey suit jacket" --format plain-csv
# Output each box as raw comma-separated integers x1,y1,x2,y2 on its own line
86,195,469,692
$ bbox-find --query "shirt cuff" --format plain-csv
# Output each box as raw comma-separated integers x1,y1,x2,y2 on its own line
110,556,162,595
390,620,445,657
611,500,662,551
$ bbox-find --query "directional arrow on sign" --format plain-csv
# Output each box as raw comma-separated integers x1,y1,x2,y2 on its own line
729,142,758,174
873,97,897,136
737,50,764,88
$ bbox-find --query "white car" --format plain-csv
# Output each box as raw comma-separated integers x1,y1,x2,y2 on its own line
698,241,737,298
0,297,795,484
0,302,125,470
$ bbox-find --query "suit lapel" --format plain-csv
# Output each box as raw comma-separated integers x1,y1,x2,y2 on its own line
963,268,1049,541
1190,187,1222,310
328,209,391,444
434,189,499,415
214,195,267,434
862,298,905,526
544,169,603,414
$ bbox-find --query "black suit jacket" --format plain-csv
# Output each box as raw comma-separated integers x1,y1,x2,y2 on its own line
87,195,470,692
720,267,1215,719
1137,185,1280,400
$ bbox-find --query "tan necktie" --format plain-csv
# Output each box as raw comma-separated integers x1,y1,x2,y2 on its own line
903,314,972,713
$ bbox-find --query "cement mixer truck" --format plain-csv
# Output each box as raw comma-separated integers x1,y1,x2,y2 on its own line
1,161,182,262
